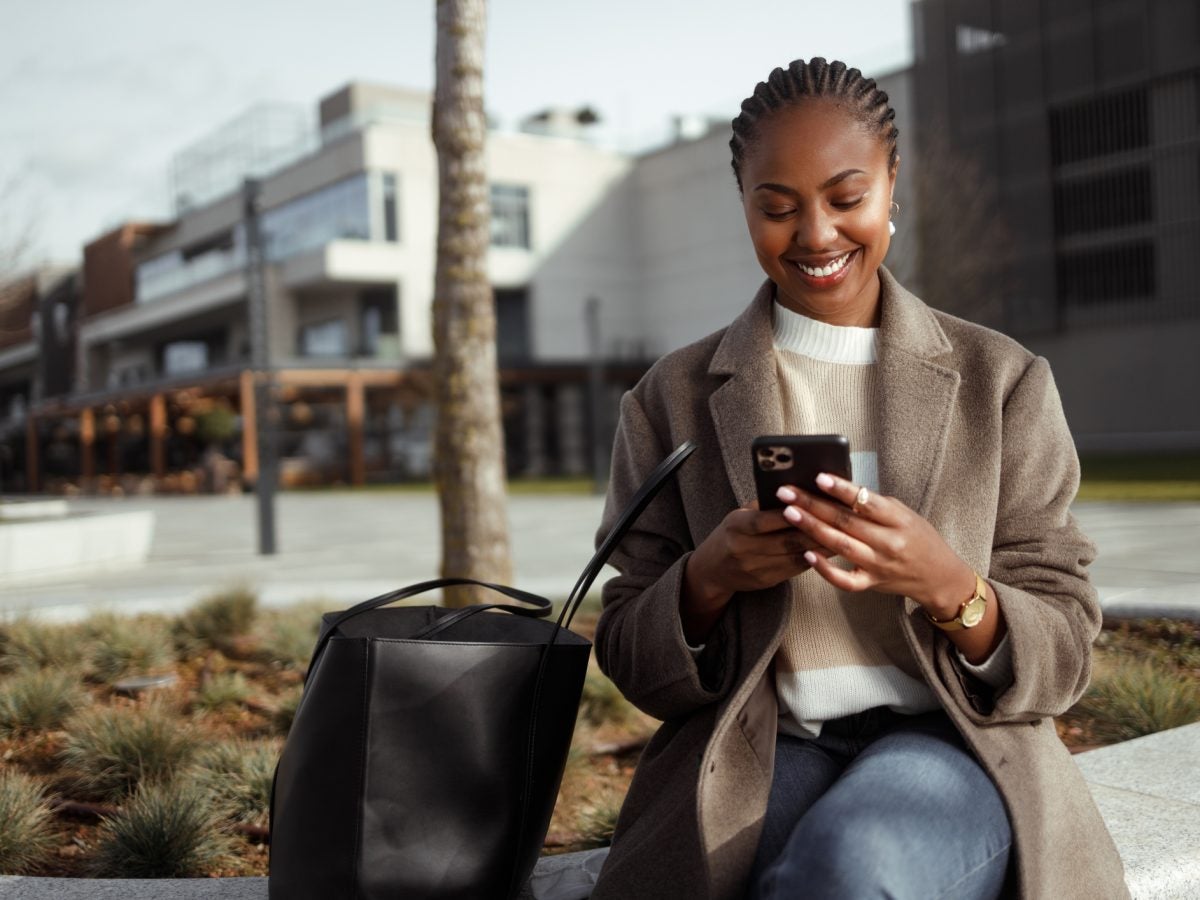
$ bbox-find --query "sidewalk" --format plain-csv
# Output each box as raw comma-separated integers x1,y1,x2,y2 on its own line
2,494,1198,622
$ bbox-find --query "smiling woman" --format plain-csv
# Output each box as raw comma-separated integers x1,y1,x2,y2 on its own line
588,58,1129,900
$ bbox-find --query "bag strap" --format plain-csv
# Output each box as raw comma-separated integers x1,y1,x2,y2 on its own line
556,439,696,632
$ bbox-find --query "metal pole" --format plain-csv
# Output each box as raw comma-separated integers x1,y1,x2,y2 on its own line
243,177,277,555
585,296,607,494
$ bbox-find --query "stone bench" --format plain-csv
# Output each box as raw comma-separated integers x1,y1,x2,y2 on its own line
2,723,1196,899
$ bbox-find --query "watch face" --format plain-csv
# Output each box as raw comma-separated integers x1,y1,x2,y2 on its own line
961,596,986,628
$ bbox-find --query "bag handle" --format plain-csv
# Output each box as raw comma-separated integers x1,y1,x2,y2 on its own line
556,439,696,632
306,578,551,685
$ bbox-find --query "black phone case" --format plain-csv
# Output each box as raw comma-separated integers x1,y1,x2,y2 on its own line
751,435,852,510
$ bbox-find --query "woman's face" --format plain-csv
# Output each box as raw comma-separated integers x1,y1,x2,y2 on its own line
740,100,897,327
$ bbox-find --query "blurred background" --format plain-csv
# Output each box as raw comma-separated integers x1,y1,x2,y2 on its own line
1,0,1197,497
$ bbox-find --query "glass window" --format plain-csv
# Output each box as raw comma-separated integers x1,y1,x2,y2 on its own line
1056,242,1155,306
1049,89,1149,166
1053,167,1153,236
299,318,349,357
163,341,209,375
382,173,399,242
263,175,371,261
490,184,531,249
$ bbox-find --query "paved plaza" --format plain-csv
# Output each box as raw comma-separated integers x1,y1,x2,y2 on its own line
1,492,1198,622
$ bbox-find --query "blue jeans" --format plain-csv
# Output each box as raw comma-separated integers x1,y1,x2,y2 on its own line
749,708,1012,900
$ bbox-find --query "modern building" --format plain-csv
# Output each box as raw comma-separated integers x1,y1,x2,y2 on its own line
912,0,1200,450
0,65,924,495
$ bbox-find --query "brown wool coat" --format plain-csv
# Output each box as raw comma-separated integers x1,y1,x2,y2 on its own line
590,269,1128,900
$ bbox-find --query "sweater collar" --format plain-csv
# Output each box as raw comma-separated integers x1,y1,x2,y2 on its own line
772,303,878,364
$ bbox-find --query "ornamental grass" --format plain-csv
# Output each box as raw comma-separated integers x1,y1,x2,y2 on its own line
0,619,88,674
173,586,258,653
59,701,198,802
0,669,87,737
90,779,233,878
196,739,279,827
1074,655,1200,743
84,613,175,684
0,770,56,874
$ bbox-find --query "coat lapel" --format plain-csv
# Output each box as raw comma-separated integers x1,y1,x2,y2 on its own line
707,281,785,509
875,268,960,520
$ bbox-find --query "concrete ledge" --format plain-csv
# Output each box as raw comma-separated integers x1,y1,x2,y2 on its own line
0,510,154,587
0,849,611,900
0,500,69,521
1076,722,1200,899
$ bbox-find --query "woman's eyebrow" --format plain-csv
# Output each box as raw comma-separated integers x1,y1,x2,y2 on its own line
753,169,868,195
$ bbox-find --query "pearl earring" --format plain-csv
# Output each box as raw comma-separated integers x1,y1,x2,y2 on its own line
888,220,896,236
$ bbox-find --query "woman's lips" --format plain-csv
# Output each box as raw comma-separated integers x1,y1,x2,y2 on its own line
789,248,857,286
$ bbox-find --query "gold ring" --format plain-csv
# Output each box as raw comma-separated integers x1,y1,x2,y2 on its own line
852,486,870,514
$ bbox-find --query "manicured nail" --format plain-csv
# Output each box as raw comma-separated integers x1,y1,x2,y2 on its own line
804,551,818,565
776,486,797,503
783,506,802,523
815,473,835,489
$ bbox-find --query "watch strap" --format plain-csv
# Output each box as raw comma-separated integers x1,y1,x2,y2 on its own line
927,572,988,632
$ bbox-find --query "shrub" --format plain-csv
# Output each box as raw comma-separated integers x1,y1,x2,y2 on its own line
194,672,251,712
0,770,56,874
0,619,88,673
579,670,635,728
174,587,258,653
60,701,197,801
197,740,279,826
91,779,233,877
85,614,175,684
1074,656,1200,743
0,669,86,736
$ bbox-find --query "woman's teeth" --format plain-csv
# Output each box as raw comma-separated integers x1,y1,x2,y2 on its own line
796,252,852,278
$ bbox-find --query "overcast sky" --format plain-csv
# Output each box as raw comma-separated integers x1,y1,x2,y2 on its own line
1,0,913,265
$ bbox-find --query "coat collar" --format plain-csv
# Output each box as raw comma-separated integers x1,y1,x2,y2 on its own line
706,267,961,519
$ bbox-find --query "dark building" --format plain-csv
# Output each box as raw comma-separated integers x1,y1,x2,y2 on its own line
913,0,1200,450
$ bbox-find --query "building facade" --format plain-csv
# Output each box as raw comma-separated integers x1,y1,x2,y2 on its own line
912,0,1200,450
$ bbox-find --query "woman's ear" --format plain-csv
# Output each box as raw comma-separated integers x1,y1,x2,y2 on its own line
889,154,901,187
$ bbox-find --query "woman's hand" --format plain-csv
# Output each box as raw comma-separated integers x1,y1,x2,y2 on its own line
779,473,1006,664
680,503,827,644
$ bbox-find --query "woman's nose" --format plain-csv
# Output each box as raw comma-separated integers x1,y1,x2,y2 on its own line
793,208,838,250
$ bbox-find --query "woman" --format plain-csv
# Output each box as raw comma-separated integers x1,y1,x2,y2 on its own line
589,58,1127,899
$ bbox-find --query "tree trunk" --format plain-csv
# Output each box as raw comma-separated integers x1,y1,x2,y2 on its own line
432,0,513,606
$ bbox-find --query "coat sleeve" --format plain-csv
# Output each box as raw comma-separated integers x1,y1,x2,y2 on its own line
593,390,738,722
937,355,1101,722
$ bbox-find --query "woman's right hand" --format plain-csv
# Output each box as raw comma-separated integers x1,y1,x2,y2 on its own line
680,500,824,644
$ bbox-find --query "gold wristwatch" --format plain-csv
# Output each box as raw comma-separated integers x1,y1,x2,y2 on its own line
927,572,988,631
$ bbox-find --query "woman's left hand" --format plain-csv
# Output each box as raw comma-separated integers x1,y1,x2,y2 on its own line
776,472,975,620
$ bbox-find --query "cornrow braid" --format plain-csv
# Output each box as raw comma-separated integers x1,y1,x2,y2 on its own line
730,57,898,192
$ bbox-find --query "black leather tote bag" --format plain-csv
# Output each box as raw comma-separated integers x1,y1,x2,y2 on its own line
269,441,695,900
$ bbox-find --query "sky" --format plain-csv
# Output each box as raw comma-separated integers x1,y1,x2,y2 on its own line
0,0,913,265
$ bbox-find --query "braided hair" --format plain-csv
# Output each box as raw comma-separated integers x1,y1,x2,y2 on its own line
730,58,898,192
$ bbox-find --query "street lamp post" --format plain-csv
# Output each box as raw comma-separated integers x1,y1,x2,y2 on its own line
585,296,607,494
243,177,277,555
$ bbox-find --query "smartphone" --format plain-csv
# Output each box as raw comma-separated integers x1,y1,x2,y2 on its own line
751,435,852,511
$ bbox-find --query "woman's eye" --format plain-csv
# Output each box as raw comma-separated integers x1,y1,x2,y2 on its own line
832,197,864,211
762,208,794,220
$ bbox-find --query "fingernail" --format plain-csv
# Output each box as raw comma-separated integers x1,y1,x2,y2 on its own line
783,506,801,523
804,551,818,565
815,473,835,489
776,486,797,502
